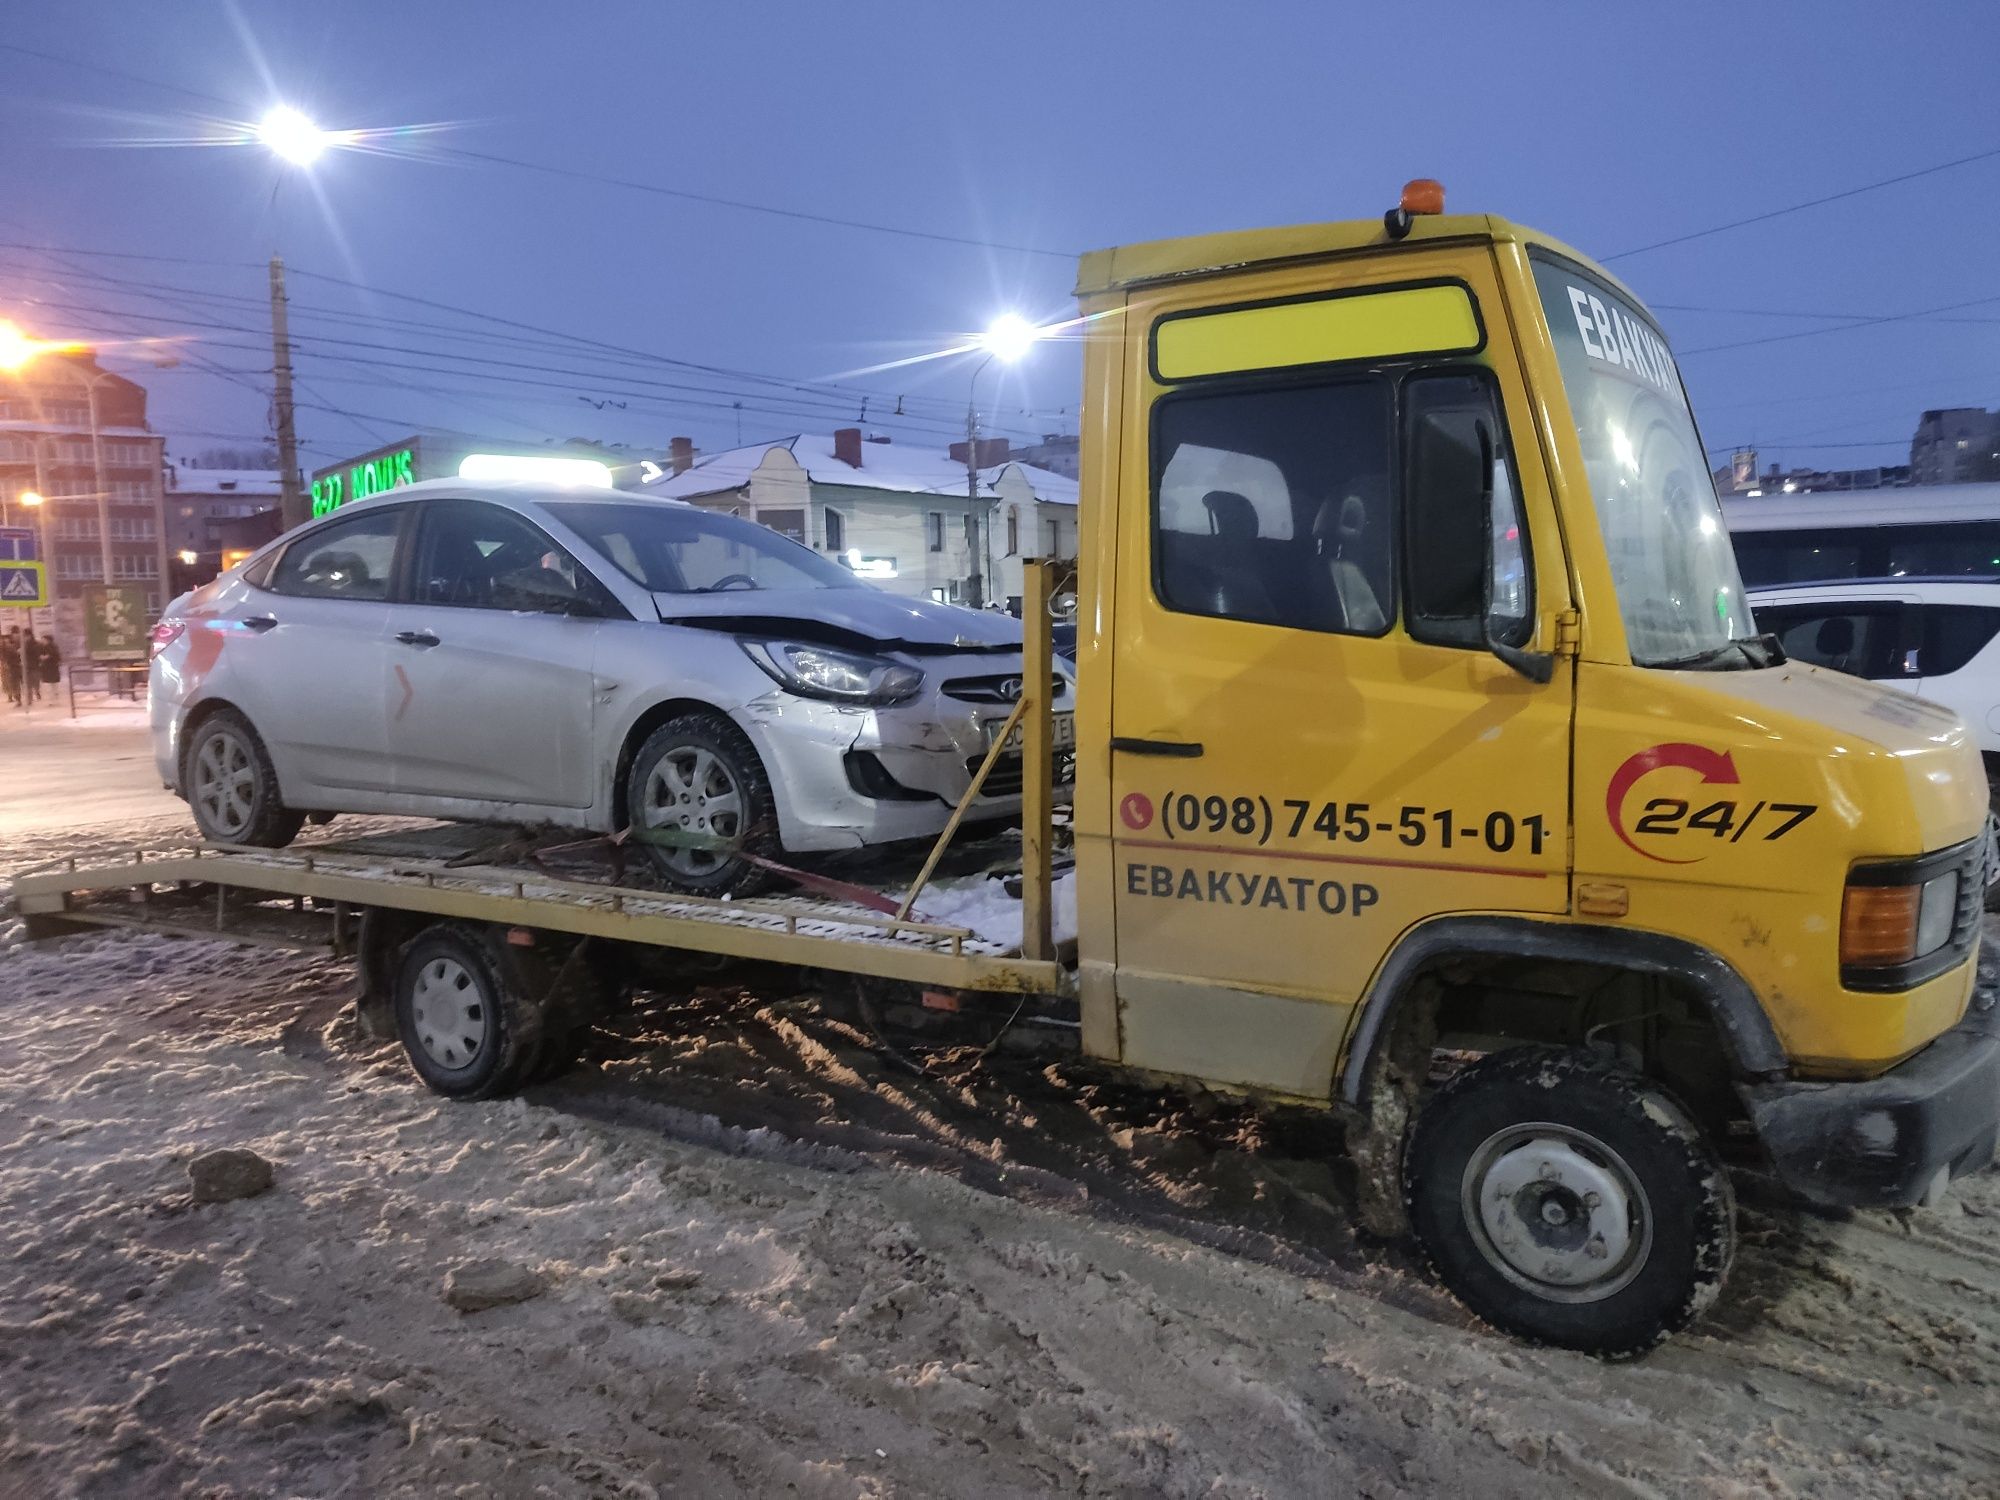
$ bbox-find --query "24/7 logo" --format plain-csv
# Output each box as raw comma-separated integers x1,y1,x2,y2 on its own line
1606,742,1816,864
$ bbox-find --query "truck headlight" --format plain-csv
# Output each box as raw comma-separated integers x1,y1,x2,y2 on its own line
1841,869,1960,969
740,639,923,705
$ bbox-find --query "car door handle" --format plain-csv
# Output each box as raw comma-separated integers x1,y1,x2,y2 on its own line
1110,736,1204,758
394,630,440,648
241,615,278,633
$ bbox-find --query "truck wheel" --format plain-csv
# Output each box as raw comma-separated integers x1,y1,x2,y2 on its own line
392,925,544,1100
626,712,778,898
1403,1046,1735,1357
184,707,305,848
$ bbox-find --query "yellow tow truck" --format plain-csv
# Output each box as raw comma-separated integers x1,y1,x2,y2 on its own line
16,182,2000,1354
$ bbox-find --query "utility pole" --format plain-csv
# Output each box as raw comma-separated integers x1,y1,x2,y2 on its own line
270,257,307,531
964,400,981,608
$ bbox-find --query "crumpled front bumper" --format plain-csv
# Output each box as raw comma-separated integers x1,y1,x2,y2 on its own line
1743,961,2000,1208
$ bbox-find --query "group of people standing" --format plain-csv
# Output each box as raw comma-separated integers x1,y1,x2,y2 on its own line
2,624,61,707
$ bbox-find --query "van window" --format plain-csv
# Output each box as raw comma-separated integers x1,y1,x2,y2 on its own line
1152,380,1393,635
1732,520,2000,587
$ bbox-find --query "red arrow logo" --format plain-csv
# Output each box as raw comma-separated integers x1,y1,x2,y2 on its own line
1606,742,1739,863
394,664,414,721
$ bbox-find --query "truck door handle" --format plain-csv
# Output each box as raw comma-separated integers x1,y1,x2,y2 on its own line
1110,736,1204,758
394,630,440,648
241,615,278,633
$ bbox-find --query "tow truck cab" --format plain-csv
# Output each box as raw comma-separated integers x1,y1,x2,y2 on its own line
1065,184,2000,1351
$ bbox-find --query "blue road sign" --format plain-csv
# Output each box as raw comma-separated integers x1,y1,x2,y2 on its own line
0,559,49,606
0,526,35,563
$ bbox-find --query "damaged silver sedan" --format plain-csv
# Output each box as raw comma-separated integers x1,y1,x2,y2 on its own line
149,479,1073,894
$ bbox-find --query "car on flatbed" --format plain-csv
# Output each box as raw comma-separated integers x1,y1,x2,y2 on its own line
147,481,1073,894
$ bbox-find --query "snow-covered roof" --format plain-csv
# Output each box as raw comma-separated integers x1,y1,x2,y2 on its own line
642,433,1079,507
165,468,282,496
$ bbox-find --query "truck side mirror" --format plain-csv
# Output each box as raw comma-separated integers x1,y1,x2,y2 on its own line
1474,418,1554,683
1404,390,1552,683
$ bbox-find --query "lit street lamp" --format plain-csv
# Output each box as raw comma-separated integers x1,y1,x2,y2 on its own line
257,106,336,167
963,316,1047,609
1,320,175,588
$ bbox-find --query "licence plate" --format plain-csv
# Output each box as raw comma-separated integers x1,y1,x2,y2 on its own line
986,711,1076,753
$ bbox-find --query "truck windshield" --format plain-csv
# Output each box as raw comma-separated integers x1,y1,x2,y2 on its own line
1530,256,1756,668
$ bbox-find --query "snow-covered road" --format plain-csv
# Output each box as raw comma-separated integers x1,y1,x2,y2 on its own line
2,818,1998,1497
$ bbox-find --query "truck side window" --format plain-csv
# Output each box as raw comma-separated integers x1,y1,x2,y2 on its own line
1151,380,1394,635
1402,372,1532,649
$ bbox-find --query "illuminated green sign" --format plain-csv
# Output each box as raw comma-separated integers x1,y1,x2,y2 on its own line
311,447,415,517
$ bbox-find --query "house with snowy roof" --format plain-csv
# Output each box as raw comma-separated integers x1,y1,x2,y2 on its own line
641,428,1079,610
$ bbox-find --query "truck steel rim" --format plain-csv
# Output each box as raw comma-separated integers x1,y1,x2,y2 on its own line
409,956,490,1071
1460,1122,1653,1303
192,729,256,838
642,746,743,876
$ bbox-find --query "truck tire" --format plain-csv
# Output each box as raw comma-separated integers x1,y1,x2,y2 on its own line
1403,1045,1735,1357
511,938,615,1085
626,712,778,898
184,707,305,848
392,924,546,1100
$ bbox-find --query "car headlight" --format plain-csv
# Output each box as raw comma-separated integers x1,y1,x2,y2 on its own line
740,639,923,705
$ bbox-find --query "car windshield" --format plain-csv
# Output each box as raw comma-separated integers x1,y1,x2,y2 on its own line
1530,256,1756,668
553,501,869,594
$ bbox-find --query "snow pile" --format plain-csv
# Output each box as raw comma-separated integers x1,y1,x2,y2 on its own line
908,870,1077,949
0,869,1997,1495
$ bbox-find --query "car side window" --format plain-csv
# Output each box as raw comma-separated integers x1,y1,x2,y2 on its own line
1917,604,2000,678
1757,603,1910,679
411,500,613,615
1151,379,1394,635
269,508,403,601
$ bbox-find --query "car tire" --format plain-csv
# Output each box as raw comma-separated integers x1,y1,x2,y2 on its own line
183,707,305,848
626,712,779,897
393,925,545,1100
1403,1045,1735,1358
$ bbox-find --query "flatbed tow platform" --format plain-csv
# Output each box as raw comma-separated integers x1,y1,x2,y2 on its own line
13,823,1070,993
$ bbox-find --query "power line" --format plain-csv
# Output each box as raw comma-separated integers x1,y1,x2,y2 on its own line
437,148,1072,260
1604,143,2000,261
0,44,1073,261
1678,293,2000,356
1,250,1062,438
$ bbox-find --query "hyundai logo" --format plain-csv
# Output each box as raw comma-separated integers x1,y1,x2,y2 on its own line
996,677,1024,701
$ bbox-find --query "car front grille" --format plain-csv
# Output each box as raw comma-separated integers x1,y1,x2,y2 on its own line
941,672,1067,705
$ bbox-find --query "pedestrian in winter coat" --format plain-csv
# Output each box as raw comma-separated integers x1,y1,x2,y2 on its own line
1,627,21,706
33,633,60,689
18,628,40,703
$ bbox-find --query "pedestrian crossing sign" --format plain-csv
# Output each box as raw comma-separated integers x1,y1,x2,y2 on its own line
0,560,48,607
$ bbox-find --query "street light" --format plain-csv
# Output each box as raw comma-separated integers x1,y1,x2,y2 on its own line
258,106,334,167
3,323,177,597
963,315,1048,609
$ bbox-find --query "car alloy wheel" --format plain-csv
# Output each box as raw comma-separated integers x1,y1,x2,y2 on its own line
641,744,745,878
191,726,259,840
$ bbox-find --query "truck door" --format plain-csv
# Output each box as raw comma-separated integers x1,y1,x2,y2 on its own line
1105,258,1574,1098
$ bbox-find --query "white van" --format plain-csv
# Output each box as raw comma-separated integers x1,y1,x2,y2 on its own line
1725,482,2000,589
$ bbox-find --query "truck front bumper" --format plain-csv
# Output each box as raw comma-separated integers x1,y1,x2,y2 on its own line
1743,979,2000,1209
